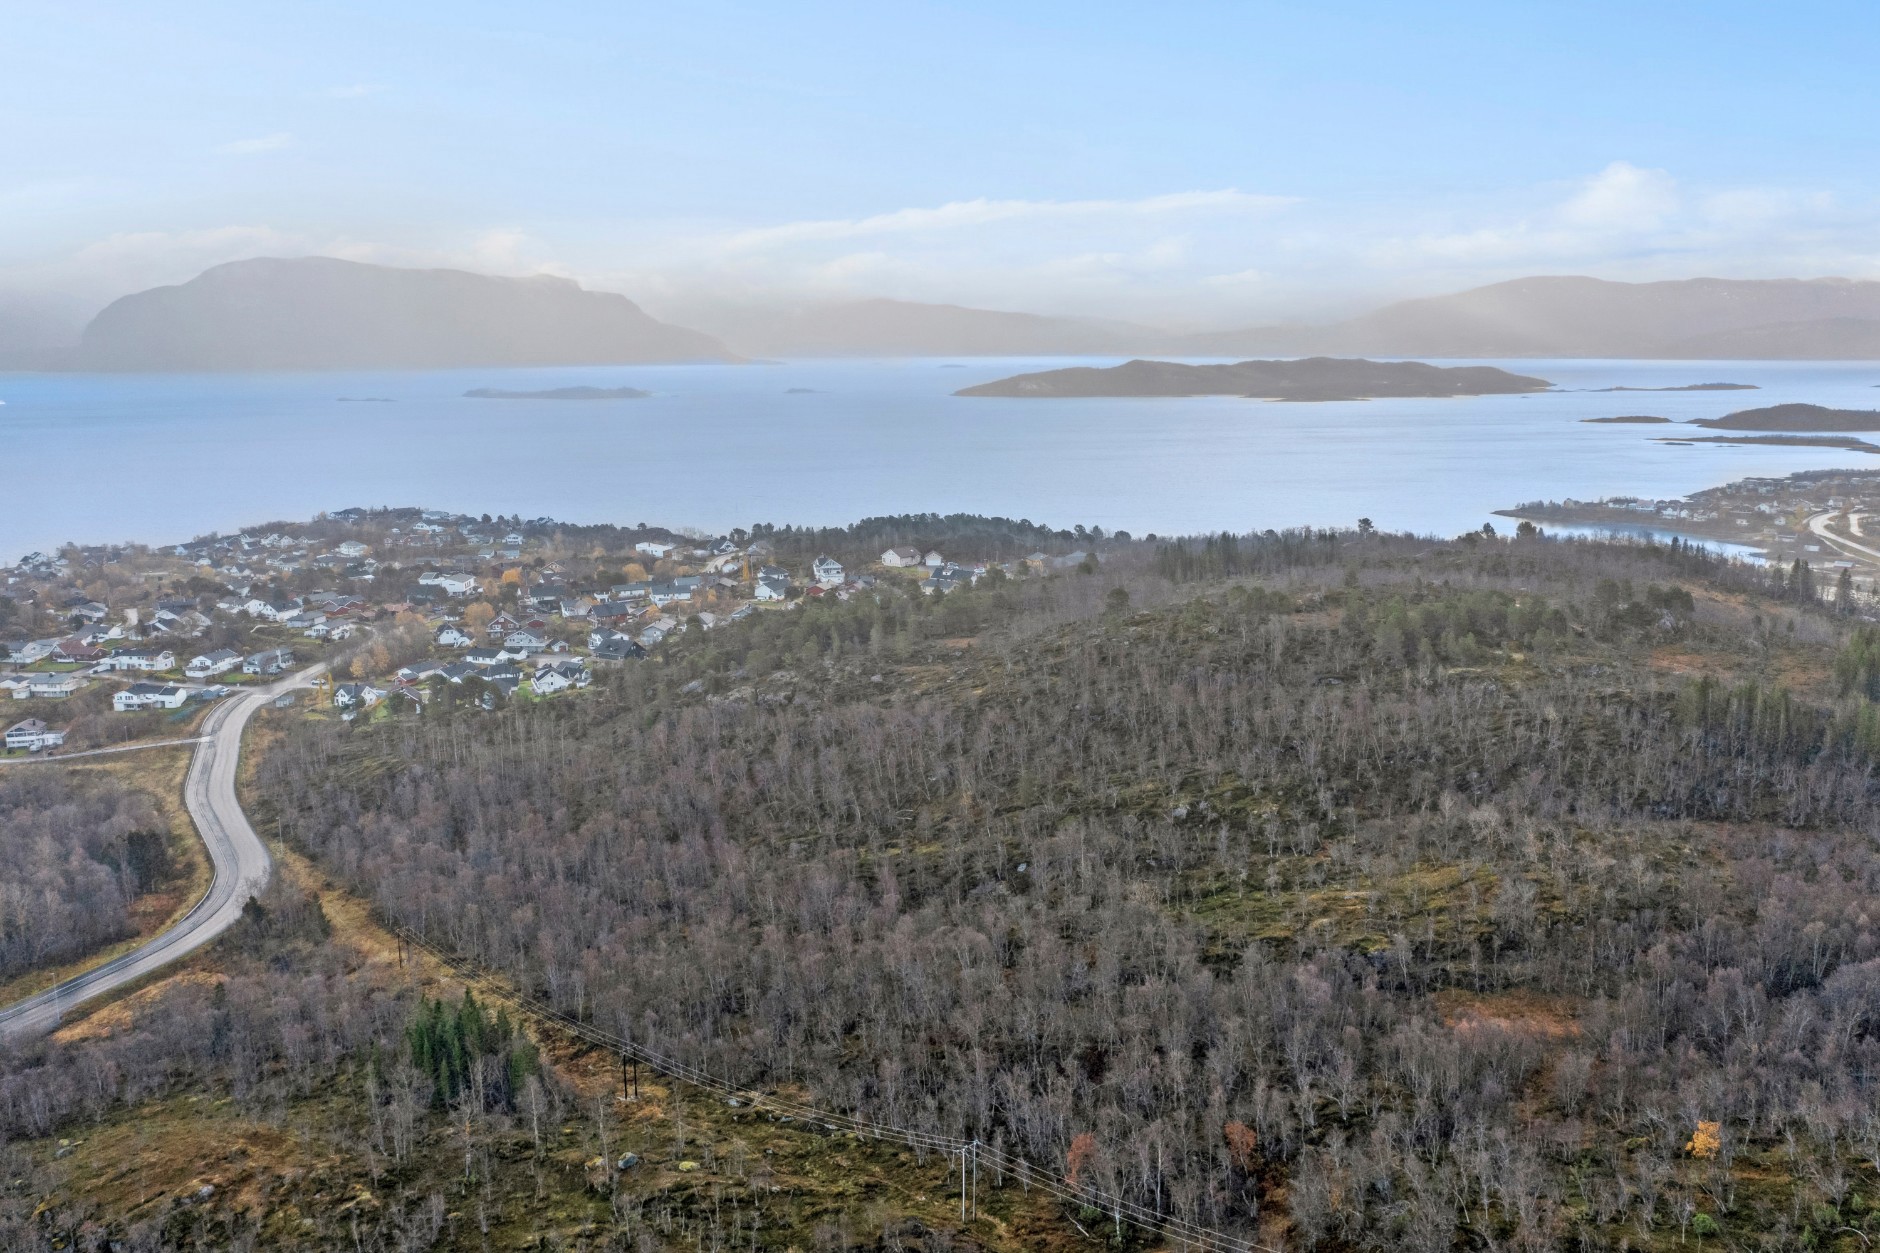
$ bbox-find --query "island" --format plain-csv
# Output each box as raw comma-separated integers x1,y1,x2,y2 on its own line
1662,434,1880,454
1690,402,1880,431
464,386,651,401
1592,382,1759,392
1582,414,1672,424
954,356,1553,401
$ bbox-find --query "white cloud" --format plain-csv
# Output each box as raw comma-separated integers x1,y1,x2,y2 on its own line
1360,163,1874,290
720,190,1294,252
15,166,1880,331
215,132,294,156
1558,161,1679,231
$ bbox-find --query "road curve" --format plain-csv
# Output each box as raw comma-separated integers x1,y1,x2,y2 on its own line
1807,510,1880,565
0,663,329,1043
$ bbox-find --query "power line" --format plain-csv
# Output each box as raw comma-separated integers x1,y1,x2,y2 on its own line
394,925,1276,1253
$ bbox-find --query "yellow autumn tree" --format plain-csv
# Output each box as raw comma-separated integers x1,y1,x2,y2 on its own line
464,601,496,633
1685,1121,1721,1159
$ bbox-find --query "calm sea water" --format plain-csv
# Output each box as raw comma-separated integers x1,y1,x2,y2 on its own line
5,357,1880,557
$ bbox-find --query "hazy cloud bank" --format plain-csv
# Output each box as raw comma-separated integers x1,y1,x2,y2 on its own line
8,164,1880,333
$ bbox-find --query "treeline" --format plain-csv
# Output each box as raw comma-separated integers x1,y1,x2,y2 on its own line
749,513,1115,563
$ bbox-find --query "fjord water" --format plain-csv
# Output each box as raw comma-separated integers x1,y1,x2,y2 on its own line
6,357,1880,556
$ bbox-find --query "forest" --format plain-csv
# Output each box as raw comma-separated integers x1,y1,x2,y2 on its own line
0,770,169,981
9,524,1880,1250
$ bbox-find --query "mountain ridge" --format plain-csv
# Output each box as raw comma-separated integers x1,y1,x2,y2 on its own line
74,257,738,371
23,265,1880,367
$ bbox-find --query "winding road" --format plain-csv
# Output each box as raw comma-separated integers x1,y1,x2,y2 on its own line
0,663,329,1043
1807,510,1880,566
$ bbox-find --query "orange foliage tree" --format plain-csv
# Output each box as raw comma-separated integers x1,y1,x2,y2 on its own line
1223,1120,1259,1173
1066,1132,1097,1189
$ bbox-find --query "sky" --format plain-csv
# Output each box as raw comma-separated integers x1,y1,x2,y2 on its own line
6,0,1880,330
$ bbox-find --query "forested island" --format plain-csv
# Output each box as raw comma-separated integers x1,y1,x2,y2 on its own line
1693,402,1880,431
464,385,651,400
1582,413,1672,423
1593,382,1758,392
954,355,1552,400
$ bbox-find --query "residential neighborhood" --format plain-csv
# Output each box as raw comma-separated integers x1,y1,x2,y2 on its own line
4,506,1104,752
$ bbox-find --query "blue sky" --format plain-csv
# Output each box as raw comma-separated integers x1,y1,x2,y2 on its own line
6,0,1880,326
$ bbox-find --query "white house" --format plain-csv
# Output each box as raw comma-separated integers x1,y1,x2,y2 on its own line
243,647,294,675
185,648,242,679
21,674,83,700
882,547,922,567
466,645,531,667
923,551,944,569
530,660,589,695
503,627,548,654
100,647,176,673
812,556,845,588
435,623,475,648
4,719,64,752
332,682,386,710
155,608,212,636
397,659,447,683
336,540,370,558
5,639,57,665
114,682,187,712
754,576,789,602
634,541,676,559
418,571,478,597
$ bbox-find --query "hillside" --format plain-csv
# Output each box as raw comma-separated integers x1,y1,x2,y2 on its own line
956,355,1552,399
13,517,1880,1248
75,257,737,371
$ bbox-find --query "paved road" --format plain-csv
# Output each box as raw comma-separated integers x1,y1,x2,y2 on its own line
0,664,329,1043
1807,511,1880,565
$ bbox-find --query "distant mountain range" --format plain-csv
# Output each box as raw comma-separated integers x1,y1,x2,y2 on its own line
69,257,737,371
14,264,1880,370
661,277,1880,361
1205,276,1880,360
